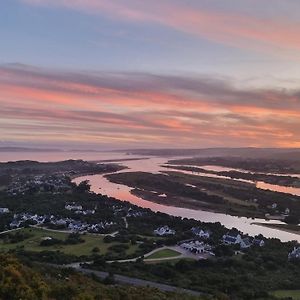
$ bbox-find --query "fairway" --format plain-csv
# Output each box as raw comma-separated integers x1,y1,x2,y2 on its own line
272,290,300,300
146,248,181,259
0,227,139,257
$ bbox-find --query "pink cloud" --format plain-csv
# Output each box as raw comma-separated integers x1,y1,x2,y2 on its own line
1,64,300,147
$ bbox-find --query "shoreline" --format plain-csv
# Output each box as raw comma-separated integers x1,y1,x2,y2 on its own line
163,165,300,188
72,174,300,241
90,157,150,163
68,165,126,180
251,222,300,236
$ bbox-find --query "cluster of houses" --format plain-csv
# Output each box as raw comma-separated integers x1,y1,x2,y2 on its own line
65,203,95,215
10,213,47,228
179,228,212,256
153,225,209,238
111,205,146,218
153,225,266,255
154,226,211,240
288,247,300,260
66,220,115,233
267,203,291,217
180,228,264,256
222,232,265,249
9,212,115,233
7,175,71,195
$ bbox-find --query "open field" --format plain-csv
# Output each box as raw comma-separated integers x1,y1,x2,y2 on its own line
0,227,139,257
271,290,300,300
144,249,181,259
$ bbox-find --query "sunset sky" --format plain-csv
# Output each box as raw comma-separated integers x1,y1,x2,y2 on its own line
1,0,300,149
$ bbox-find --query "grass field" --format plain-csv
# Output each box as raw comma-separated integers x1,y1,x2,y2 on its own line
146,248,181,259
145,257,195,265
0,185,7,191
0,227,139,257
271,290,300,300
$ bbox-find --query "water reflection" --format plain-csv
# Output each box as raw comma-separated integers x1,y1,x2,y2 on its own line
165,164,300,196
74,157,300,242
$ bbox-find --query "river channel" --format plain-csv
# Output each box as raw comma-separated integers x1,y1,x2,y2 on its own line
73,156,300,242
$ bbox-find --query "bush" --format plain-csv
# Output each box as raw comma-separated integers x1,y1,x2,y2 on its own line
92,247,100,253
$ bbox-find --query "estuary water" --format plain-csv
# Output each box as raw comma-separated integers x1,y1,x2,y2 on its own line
1,151,299,242
73,156,300,242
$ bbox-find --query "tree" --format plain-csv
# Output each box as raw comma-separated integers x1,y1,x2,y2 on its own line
284,214,300,225
92,247,100,253
75,180,91,193
103,272,115,285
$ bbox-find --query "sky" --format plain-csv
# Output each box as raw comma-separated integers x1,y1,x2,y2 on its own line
1,0,300,149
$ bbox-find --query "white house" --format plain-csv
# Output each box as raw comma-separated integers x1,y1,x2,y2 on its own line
288,247,300,260
65,203,83,211
75,209,95,215
253,238,265,247
10,220,21,228
191,227,210,239
181,241,205,254
223,232,243,245
154,225,175,236
240,237,252,249
68,221,87,232
53,218,68,226
180,240,213,255
0,208,9,214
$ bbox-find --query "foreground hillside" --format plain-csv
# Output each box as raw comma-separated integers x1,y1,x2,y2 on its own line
0,254,203,300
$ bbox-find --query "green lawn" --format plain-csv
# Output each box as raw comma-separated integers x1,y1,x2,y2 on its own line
0,227,139,257
145,257,195,265
271,290,300,300
146,248,181,259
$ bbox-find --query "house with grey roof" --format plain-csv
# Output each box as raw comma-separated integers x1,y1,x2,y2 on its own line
288,247,300,260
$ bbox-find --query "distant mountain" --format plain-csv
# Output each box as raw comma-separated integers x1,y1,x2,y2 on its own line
0,147,61,152
69,149,106,152
124,147,300,159
269,151,300,160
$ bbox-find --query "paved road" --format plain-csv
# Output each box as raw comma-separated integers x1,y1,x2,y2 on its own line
0,227,22,235
106,245,207,264
122,217,128,229
68,264,203,297
30,225,119,237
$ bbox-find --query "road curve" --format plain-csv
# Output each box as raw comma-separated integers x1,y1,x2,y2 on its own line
66,263,204,297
